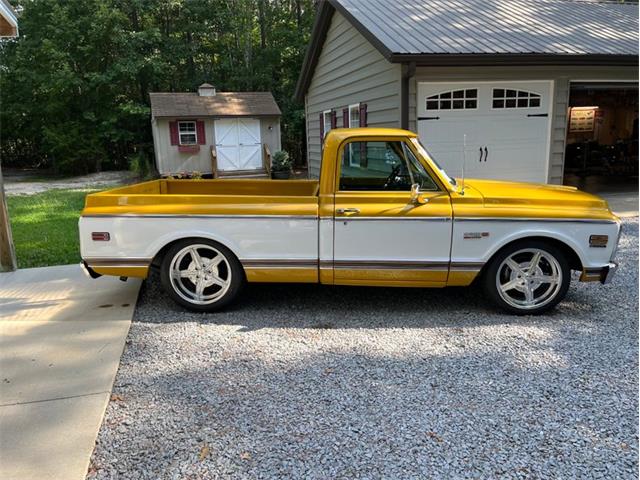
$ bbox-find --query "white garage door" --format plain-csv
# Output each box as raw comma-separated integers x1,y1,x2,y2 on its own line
214,118,263,171
417,81,552,183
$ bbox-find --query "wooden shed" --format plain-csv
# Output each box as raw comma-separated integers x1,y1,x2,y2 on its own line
150,84,282,177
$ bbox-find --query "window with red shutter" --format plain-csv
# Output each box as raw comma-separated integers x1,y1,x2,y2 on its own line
343,108,349,128
331,110,337,129
177,121,197,145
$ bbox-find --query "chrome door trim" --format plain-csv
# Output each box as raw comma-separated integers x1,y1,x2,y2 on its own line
454,217,618,224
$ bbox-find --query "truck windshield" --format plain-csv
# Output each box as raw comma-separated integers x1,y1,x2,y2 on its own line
410,138,457,187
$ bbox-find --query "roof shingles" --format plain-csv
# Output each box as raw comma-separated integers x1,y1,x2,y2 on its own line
149,92,281,118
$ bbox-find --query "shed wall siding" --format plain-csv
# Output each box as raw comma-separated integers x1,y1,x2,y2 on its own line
305,10,402,177
153,116,281,175
409,65,638,184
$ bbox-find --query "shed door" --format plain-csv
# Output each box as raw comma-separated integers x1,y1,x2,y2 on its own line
214,118,262,171
417,81,552,183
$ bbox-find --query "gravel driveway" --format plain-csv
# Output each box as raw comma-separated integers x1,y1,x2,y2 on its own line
88,219,638,479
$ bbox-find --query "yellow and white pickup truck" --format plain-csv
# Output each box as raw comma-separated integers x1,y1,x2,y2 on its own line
79,128,620,315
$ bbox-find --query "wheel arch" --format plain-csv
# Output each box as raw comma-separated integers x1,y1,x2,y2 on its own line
480,234,583,277
150,234,243,271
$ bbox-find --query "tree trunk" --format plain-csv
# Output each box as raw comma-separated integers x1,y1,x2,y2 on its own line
0,165,17,272
258,0,267,49
295,0,302,30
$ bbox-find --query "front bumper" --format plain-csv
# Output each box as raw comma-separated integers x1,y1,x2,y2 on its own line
580,262,618,284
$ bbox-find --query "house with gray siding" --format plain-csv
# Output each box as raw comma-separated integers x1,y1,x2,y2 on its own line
150,84,282,177
295,0,638,185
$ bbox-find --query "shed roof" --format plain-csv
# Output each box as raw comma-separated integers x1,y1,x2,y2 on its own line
149,92,281,118
295,0,639,100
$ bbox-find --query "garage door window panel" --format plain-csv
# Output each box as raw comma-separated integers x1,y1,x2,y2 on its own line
426,89,477,111
492,89,541,109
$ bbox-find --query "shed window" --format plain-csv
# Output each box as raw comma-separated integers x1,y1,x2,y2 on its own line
178,121,197,145
426,89,477,110
492,89,541,109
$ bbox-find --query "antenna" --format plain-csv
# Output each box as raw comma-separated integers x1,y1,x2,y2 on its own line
461,134,466,196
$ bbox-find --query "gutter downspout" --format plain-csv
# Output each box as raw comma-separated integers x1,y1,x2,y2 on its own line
401,61,416,131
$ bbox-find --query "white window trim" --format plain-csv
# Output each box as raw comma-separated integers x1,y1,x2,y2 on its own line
347,104,361,167
322,110,332,139
348,103,360,128
178,121,197,145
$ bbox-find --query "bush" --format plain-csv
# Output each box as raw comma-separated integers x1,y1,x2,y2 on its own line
128,151,153,179
271,150,292,172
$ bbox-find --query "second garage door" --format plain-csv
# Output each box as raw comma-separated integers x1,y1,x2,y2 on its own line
417,81,552,183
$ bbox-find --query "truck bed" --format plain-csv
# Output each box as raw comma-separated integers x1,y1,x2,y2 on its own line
82,179,320,217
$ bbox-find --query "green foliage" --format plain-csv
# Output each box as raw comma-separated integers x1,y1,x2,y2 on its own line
1,0,316,173
128,150,154,179
7,189,99,268
271,150,292,172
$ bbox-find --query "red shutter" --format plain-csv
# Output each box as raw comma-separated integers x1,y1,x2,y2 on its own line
331,110,337,129
196,120,206,145
169,121,179,145
319,112,325,144
359,103,368,127
343,108,349,128
359,103,368,167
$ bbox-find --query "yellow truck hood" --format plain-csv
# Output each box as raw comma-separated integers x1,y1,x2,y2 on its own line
461,178,613,217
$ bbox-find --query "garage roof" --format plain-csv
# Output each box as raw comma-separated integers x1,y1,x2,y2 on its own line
295,0,639,100
149,92,281,118
336,0,638,57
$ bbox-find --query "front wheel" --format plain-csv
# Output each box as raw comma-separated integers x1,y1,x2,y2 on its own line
160,239,244,312
483,240,571,315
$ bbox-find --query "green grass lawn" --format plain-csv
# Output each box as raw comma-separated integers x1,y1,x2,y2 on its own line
7,189,96,268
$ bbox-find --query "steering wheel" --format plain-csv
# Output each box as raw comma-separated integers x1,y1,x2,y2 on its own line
382,163,404,190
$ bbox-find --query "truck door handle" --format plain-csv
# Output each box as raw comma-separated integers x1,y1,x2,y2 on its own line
336,208,360,215
484,147,488,162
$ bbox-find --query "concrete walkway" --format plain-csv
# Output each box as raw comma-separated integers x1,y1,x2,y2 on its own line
601,191,639,218
0,265,141,480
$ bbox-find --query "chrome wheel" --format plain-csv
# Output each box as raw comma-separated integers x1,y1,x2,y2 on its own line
496,248,562,311
169,244,231,305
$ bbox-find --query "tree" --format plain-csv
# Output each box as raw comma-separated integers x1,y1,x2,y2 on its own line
0,0,317,173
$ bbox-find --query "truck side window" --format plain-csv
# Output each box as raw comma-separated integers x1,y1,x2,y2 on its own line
339,141,438,192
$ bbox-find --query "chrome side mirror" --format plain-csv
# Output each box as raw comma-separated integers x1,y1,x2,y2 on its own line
411,183,429,205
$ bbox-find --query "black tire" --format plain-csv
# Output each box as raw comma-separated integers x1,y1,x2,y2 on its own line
160,238,244,312
482,239,571,315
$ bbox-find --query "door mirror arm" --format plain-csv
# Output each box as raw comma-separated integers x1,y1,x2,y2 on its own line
410,183,429,205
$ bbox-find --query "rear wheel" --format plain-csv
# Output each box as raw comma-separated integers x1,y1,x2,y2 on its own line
483,240,570,315
160,239,244,312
